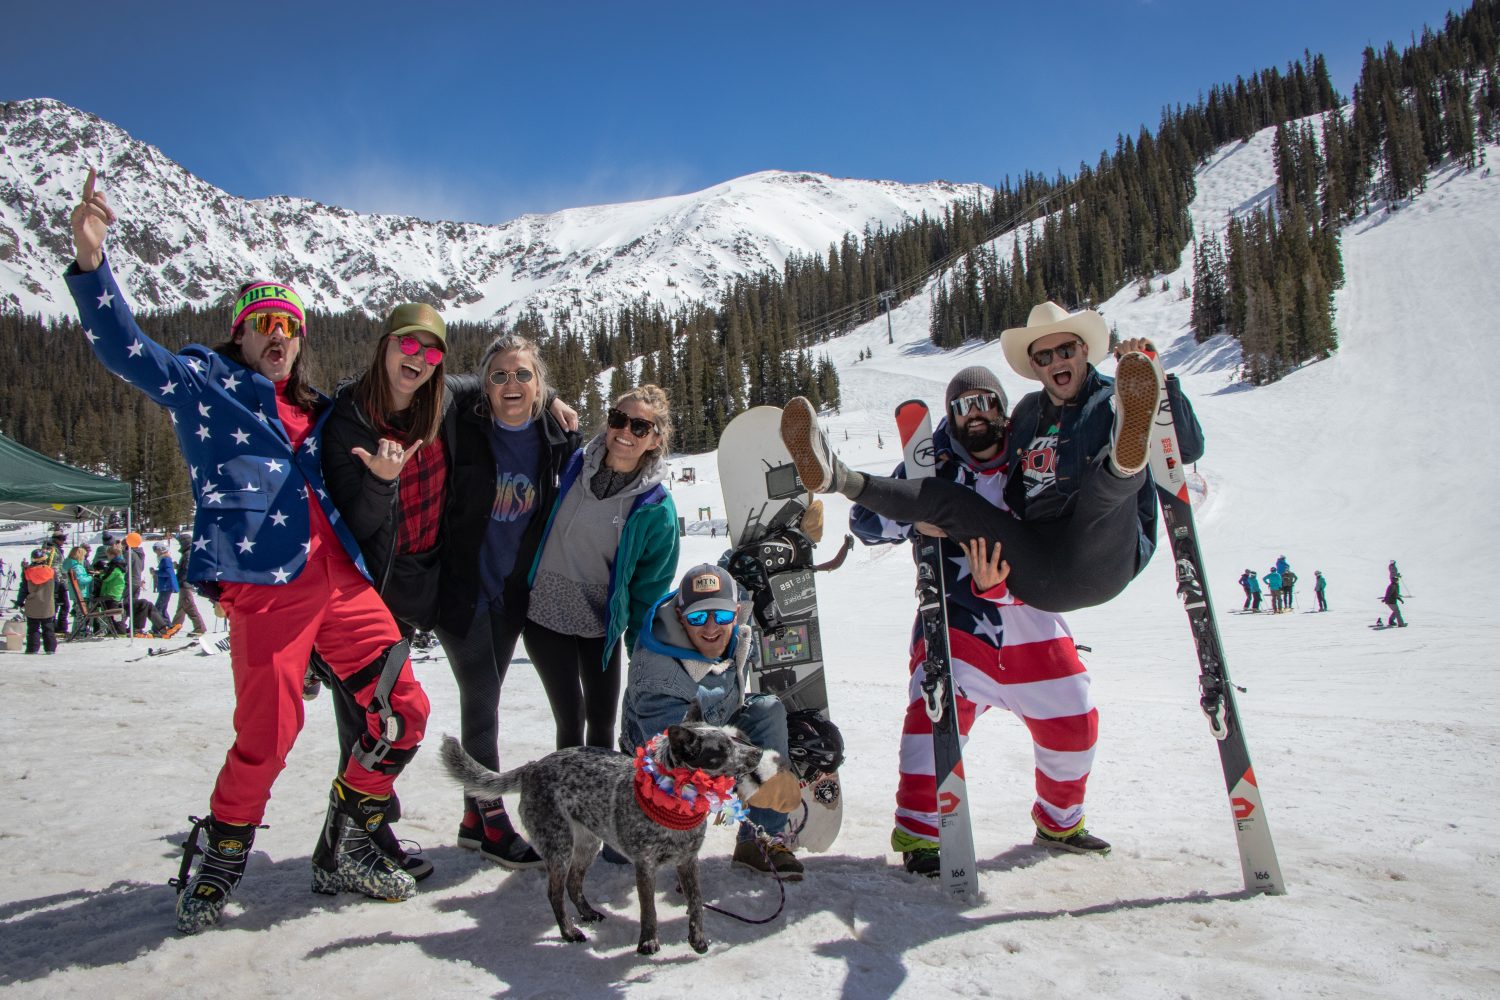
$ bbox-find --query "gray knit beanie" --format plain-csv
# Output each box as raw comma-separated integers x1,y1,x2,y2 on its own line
944,366,1009,415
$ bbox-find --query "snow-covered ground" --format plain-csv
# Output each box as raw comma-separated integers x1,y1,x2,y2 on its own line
3,129,1498,999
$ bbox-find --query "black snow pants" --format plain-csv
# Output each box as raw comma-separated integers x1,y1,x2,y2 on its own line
851,458,1147,613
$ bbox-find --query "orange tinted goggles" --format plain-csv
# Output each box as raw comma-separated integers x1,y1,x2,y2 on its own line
247,311,304,339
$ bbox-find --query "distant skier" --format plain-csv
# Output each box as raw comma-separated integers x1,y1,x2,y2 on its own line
1280,566,1297,611
1247,570,1263,612
152,541,179,624
1238,569,1255,609
1313,570,1328,611
1382,577,1406,627
16,549,58,654
1264,567,1284,613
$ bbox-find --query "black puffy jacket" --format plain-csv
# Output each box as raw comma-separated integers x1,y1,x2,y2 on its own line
435,378,578,637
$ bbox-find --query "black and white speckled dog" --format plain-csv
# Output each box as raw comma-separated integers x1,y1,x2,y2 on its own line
440,706,780,955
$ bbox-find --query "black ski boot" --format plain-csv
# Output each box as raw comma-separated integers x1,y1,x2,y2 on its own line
310,777,417,901
172,814,257,934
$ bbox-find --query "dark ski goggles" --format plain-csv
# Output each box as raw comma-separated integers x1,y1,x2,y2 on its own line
683,608,736,627
607,408,656,438
488,367,535,385
395,335,445,366
1029,339,1082,367
949,392,1001,418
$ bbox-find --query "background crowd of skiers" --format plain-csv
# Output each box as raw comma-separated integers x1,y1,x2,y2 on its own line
1236,557,1319,613
11,526,208,647
1235,558,1406,625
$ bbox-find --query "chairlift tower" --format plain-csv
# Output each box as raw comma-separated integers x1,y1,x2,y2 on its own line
879,290,895,344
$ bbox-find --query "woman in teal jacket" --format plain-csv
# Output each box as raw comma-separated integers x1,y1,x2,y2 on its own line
525,384,680,749
61,546,92,602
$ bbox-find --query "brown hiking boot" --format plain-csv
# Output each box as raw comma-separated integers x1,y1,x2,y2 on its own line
732,837,804,881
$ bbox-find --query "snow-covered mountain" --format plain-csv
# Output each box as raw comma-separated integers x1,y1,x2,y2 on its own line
0,98,982,322
3,102,1500,997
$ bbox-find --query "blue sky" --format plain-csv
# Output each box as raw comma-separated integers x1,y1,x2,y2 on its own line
3,0,1466,224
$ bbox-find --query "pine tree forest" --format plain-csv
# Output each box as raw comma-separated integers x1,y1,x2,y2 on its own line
3,1,1496,526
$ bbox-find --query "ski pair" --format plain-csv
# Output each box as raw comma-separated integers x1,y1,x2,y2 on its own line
1147,369,1286,896
895,380,1286,899
894,400,979,899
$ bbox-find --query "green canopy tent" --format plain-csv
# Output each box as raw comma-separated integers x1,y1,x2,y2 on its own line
0,430,131,521
1,430,140,642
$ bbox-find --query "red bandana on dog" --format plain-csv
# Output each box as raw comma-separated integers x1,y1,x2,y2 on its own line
632,733,743,831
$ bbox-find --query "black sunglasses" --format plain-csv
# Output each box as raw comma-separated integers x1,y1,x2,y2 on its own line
1030,339,1083,367
607,407,656,438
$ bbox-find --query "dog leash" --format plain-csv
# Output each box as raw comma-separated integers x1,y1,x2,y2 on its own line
700,825,789,925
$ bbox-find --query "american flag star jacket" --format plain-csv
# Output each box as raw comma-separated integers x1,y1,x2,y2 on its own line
849,419,1076,651
65,257,372,594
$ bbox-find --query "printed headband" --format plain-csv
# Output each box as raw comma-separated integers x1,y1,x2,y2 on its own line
231,282,306,332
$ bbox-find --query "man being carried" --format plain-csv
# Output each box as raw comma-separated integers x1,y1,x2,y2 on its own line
782,301,1205,613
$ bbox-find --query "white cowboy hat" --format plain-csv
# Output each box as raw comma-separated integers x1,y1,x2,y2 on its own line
1000,301,1110,380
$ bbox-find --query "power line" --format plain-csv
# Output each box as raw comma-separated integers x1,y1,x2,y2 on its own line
789,177,1084,344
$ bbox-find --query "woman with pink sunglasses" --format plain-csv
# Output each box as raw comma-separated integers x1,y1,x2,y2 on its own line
319,310,578,876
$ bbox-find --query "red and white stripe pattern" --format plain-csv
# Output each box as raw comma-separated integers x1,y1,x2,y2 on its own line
894,606,1098,840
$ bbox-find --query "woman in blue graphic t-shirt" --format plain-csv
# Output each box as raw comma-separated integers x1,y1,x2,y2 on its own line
434,334,580,868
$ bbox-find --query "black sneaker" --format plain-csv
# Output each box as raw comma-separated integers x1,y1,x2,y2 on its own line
479,831,544,870
1033,827,1111,855
902,847,941,878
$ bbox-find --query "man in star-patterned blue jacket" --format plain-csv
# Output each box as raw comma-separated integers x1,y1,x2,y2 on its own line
66,169,429,935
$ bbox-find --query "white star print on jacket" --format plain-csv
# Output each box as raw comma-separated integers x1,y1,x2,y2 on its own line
66,257,371,594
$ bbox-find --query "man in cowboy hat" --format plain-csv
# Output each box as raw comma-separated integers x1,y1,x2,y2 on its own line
780,301,1204,613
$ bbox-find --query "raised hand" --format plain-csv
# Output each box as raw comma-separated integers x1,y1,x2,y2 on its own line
351,437,421,482
70,168,116,272
960,536,1010,592
1114,336,1158,361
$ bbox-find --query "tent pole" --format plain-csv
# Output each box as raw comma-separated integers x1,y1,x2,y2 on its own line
126,508,134,646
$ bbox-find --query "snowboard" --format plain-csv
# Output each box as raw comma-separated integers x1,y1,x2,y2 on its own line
716,405,843,852
198,630,231,656
1148,365,1286,896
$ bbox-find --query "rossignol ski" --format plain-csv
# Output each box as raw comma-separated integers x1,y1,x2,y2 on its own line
1148,369,1286,896
895,399,978,898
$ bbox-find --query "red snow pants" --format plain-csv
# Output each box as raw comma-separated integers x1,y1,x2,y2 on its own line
208,552,429,825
